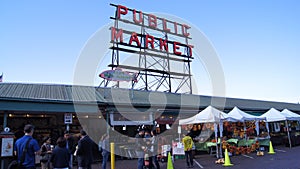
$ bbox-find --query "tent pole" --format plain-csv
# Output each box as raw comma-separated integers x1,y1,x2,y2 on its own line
219,122,223,158
285,120,292,148
214,123,219,158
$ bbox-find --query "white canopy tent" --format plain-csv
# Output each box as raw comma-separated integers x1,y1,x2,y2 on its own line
179,106,230,125
227,106,265,121
259,108,286,122
179,106,235,158
259,108,292,148
281,109,300,121
227,106,266,136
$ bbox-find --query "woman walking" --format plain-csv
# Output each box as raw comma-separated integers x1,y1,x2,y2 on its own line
40,136,52,169
50,137,70,169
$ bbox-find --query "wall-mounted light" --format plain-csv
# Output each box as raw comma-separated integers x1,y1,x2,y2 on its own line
166,124,171,130
122,125,126,130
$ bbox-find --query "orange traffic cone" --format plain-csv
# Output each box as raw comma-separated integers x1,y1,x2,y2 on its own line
222,149,233,167
268,141,275,154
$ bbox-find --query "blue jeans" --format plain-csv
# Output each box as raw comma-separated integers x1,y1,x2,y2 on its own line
138,157,144,169
102,150,109,169
136,151,144,169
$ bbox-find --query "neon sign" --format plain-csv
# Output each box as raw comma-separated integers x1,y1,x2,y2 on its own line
99,69,138,82
110,4,194,58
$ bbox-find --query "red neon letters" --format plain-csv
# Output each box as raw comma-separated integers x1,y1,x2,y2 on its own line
113,4,193,57
116,5,191,38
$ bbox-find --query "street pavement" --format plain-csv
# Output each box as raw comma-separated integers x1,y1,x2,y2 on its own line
71,144,300,169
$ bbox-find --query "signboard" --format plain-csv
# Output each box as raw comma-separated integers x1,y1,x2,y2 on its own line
104,4,194,93
111,4,194,58
172,141,184,155
64,113,72,124
1,137,13,157
99,69,137,82
110,113,153,126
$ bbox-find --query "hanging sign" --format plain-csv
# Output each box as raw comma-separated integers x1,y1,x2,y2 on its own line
99,69,138,82
64,113,73,124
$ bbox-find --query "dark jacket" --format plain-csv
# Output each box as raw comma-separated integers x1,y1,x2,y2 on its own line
66,136,76,154
135,133,146,152
76,135,98,167
50,146,70,168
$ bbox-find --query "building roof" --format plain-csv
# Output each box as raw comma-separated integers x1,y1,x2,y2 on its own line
0,83,105,103
1,82,300,113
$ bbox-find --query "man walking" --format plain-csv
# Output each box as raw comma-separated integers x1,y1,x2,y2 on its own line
64,131,75,169
100,133,110,169
182,132,194,168
135,128,145,169
76,130,98,169
14,124,41,169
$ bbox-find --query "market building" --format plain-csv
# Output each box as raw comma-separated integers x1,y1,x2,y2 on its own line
2,4,300,165
1,82,300,146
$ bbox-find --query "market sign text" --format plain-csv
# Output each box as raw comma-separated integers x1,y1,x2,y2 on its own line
111,4,194,58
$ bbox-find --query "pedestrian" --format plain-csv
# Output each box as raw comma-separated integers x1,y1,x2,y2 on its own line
14,124,41,169
50,137,70,169
182,132,194,168
135,128,146,169
64,131,75,169
76,130,98,169
100,133,110,169
144,130,154,169
40,136,52,169
151,130,160,169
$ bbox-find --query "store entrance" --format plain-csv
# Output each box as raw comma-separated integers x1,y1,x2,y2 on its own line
0,111,81,145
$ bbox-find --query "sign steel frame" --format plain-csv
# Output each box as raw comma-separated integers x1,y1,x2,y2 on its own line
100,4,193,94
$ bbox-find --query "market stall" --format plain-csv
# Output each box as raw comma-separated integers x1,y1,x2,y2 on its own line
227,106,266,137
179,106,274,157
226,107,269,147
179,106,234,158
259,108,292,148
281,109,300,147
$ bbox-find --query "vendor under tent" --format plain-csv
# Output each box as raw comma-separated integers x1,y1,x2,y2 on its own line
259,108,292,148
179,106,236,158
227,106,266,137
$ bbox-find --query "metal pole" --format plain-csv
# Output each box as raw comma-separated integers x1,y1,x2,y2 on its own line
3,112,7,130
66,124,70,131
110,142,115,169
219,122,223,158
1,112,8,169
214,123,219,158
285,120,292,148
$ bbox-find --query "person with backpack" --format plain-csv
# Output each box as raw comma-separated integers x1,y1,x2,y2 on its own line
14,124,41,169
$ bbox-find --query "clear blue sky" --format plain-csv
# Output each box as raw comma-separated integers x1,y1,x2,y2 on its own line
1,0,300,103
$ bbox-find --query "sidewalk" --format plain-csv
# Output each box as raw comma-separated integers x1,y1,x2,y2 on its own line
38,145,297,169
71,155,203,169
